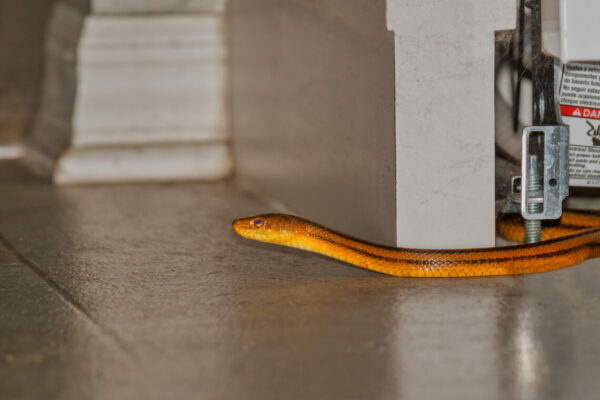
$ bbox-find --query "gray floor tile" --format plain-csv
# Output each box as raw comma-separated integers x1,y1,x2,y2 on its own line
2,160,600,399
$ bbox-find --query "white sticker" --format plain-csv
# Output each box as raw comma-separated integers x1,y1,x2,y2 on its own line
560,63,600,187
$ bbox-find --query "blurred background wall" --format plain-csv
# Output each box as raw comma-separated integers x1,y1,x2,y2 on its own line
0,0,58,143
8,0,230,183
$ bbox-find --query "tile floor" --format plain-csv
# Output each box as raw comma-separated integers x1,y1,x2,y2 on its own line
2,160,600,400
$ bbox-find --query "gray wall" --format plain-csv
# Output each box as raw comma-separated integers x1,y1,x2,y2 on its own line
0,0,58,142
229,0,396,245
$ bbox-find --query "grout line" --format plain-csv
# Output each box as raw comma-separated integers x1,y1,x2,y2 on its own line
0,234,135,361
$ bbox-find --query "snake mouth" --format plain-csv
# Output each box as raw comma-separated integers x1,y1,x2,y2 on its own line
232,217,261,239
232,219,246,236
232,217,277,243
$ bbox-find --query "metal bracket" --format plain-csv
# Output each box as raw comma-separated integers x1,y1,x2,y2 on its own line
520,125,569,220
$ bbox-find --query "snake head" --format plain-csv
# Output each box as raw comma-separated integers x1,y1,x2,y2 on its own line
232,214,301,245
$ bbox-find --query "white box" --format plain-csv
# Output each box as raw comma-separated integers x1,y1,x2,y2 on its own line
543,0,600,62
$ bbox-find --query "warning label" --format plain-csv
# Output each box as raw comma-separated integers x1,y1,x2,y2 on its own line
560,105,600,119
560,63,600,187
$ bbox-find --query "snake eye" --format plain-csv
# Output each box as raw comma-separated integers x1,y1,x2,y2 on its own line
254,218,264,227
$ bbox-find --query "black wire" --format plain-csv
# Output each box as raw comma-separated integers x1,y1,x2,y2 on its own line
512,0,525,132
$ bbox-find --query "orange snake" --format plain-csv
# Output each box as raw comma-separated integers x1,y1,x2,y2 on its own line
232,211,600,277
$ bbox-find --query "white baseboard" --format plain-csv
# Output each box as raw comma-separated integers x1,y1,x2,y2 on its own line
0,143,25,160
55,142,232,185
28,1,230,185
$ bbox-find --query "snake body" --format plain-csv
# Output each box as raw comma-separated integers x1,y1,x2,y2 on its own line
232,211,600,277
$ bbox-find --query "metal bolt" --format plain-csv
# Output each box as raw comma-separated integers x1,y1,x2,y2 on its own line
524,155,542,243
